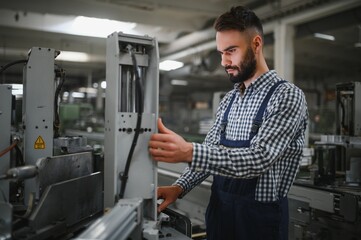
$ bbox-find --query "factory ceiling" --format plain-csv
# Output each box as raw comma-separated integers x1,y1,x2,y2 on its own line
0,0,361,93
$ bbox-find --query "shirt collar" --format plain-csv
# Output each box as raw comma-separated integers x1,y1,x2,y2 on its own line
233,70,277,94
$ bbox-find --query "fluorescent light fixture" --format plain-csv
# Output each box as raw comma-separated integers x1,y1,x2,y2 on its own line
159,60,184,71
0,10,138,39
314,33,335,41
73,16,136,38
71,92,85,98
56,51,89,62
171,79,188,86
79,87,97,94
77,87,97,98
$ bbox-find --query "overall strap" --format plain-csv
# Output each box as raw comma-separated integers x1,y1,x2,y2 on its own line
249,80,287,139
220,92,251,148
220,92,237,136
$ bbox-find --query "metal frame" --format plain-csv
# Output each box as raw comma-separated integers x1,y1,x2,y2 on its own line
0,85,12,201
336,82,361,136
104,32,159,221
76,198,143,240
0,85,12,240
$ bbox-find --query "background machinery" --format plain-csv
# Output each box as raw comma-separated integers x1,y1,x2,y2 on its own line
288,82,361,240
0,33,191,240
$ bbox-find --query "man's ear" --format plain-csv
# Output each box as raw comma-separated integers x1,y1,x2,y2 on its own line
253,35,262,54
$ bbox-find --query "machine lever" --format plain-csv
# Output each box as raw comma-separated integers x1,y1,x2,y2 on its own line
5,166,38,181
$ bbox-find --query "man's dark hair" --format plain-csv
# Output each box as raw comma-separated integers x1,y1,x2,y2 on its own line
214,6,263,40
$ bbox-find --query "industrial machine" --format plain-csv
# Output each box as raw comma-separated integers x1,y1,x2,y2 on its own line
288,82,361,240
0,33,191,240
0,47,103,240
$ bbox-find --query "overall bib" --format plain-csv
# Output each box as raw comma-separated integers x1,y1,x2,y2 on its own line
205,81,288,240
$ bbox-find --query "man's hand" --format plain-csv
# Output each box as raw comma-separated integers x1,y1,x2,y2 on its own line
149,119,193,163
157,185,183,212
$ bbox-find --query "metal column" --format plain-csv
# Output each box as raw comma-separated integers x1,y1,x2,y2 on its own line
23,47,56,203
104,32,159,221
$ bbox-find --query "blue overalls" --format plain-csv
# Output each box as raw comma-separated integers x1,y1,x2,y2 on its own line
205,81,288,240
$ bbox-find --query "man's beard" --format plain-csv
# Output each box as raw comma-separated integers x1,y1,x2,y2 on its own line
225,47,257,84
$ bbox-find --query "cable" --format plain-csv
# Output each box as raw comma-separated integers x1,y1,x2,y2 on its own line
53,67,66,138
0,139,19,158
338,97,346,133
118,44,144,199
15,144,24,166
0,59,28,83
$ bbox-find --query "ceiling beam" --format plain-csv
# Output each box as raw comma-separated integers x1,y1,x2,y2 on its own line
160,0,361,60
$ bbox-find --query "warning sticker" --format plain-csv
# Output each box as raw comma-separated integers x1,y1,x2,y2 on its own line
34,136,46,149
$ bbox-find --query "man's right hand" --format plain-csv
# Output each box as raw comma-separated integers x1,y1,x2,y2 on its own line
149,119,193,163
157,185,183,213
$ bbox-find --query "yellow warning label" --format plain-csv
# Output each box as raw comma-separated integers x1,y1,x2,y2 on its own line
34,136,46,149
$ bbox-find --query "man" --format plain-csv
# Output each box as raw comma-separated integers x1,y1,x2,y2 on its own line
149,6,308,240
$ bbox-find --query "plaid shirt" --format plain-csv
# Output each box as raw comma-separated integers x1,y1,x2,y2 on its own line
175,70,308,202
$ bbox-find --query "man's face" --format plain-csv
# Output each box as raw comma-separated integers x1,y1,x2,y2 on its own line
216,30,257,84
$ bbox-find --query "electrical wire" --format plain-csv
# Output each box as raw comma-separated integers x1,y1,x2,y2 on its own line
15,144,24,166
119,44,144,199
0,139,19,158
338,98,346,133
53,67,66,138
0,59,28,83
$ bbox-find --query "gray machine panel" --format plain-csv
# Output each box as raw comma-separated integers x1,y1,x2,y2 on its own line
28,172,103,231
36,151,93,197
288,185,335,213
0,85,12,201
116,112,156,199
23,47,56,202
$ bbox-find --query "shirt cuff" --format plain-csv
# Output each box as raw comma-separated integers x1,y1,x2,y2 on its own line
172,182,187,198
189,142,209,173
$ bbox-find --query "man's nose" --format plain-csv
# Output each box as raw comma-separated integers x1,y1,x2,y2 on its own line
221,54,231,67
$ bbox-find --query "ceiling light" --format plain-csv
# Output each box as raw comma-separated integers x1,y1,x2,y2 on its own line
159,60,184,71
171,79,188,86
313,33,335,41
56,51,89,62
73,16,136,38
78,87,97,94
71,92,85,98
